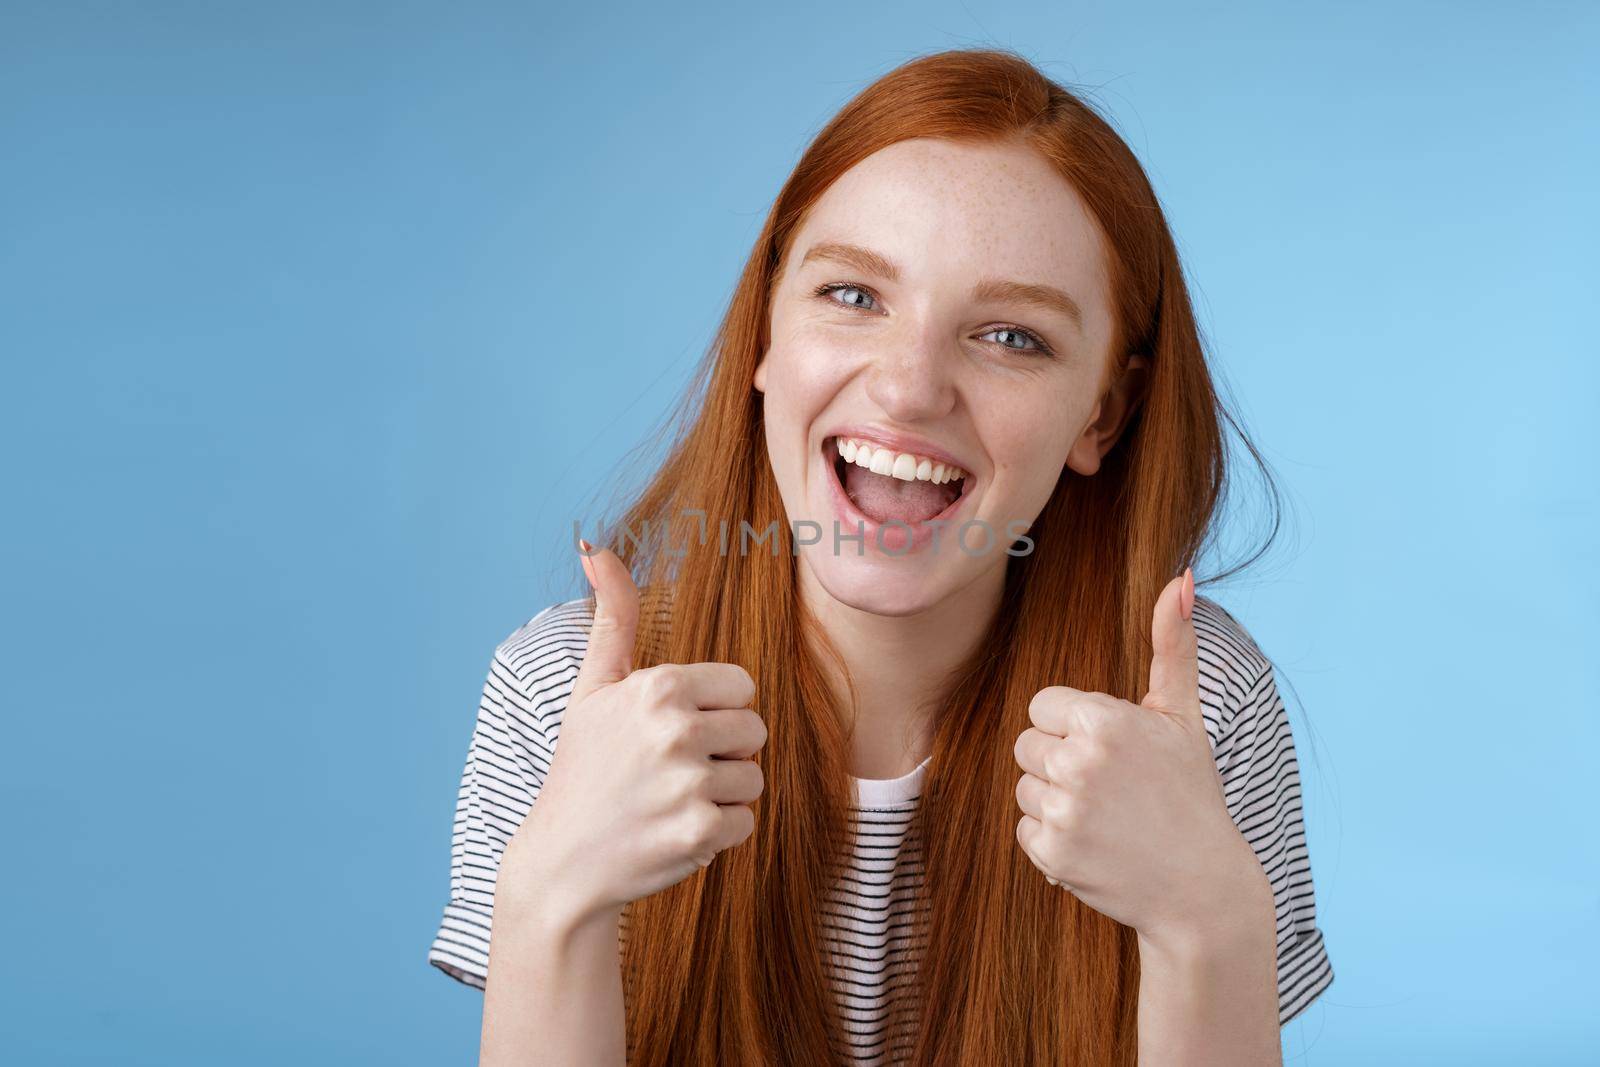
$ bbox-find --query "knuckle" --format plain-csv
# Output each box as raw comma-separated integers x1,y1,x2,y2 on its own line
1072,692,1105,718
1042,745,1073,784
1068,687,1107,713
639,663,687,703
657,709,701,753
678,760,714,801
1041,787,1072,827
678,805,720,856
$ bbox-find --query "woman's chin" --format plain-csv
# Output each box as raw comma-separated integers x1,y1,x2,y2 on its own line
800,548,955,618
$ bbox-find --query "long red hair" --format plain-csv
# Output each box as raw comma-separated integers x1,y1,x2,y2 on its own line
588,47,1282,1065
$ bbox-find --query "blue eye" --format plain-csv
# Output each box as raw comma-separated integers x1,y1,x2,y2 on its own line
813,281,876,310
979,326,1050,354
811,280,1056,358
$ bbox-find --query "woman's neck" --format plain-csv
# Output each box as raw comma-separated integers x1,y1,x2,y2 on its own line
797,561,1006,779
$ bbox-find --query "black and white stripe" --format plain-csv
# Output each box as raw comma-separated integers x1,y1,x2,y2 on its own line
822,767,930,1063
428,595,1333,1059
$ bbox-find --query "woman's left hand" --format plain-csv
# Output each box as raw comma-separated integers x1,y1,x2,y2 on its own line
1013,568,1270,948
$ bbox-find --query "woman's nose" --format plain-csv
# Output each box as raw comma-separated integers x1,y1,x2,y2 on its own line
863,332,957,424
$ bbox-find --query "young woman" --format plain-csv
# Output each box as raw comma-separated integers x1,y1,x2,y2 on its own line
429,48,1333,1066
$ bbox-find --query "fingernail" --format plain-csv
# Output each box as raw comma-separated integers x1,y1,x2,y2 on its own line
578,538,593,554
1180,566,1194,621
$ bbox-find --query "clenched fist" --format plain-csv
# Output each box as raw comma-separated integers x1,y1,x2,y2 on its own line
1013,567,1269,948
501,544,768,928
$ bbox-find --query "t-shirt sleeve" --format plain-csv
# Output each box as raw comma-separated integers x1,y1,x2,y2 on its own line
426,604,579,989
1212,656,1335,1025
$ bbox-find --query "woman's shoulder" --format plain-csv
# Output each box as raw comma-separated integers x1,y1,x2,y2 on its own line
1191,593,1272,681
495,597,595,669
1190,593,1280,739
486,585,676,737
485,598,595,725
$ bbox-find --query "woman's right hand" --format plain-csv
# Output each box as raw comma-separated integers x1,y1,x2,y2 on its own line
503,544,767,927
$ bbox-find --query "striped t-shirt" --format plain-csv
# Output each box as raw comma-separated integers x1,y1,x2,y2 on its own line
428,595,1334,1062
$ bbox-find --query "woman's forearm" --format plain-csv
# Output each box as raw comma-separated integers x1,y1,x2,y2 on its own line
1135,874,1281,1067
478,835,626,1067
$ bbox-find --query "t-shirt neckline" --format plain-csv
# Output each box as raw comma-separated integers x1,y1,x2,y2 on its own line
851,753,933,807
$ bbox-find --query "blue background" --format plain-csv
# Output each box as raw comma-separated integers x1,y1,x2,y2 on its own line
3,2,1595,1063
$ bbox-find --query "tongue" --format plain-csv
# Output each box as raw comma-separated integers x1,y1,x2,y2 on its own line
844,463,958,524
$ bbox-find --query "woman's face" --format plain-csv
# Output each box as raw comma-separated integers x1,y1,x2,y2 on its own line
754,136,1144,617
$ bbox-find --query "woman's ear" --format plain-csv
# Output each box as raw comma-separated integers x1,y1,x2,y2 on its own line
1065,353,1150,476
753,353,768,394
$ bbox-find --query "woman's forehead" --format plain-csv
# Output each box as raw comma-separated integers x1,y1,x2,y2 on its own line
786,138,1113,333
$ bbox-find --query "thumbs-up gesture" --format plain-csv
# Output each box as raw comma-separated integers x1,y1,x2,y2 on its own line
507,544,768,925
1012,568,1267,945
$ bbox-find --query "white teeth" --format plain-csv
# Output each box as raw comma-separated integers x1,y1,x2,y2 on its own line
834,437,967,486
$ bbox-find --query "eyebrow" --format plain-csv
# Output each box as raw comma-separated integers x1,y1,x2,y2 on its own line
798,241,1084,333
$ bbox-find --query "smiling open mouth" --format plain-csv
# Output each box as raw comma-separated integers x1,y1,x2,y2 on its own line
827,436,970,525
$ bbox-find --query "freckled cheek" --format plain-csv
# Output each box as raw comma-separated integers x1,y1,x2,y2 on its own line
979,408,1079,513
760,335,862,427
756,338,859,514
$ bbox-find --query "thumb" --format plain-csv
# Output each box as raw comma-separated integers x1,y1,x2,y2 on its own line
1141,566,1202,722
569,541,641,705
